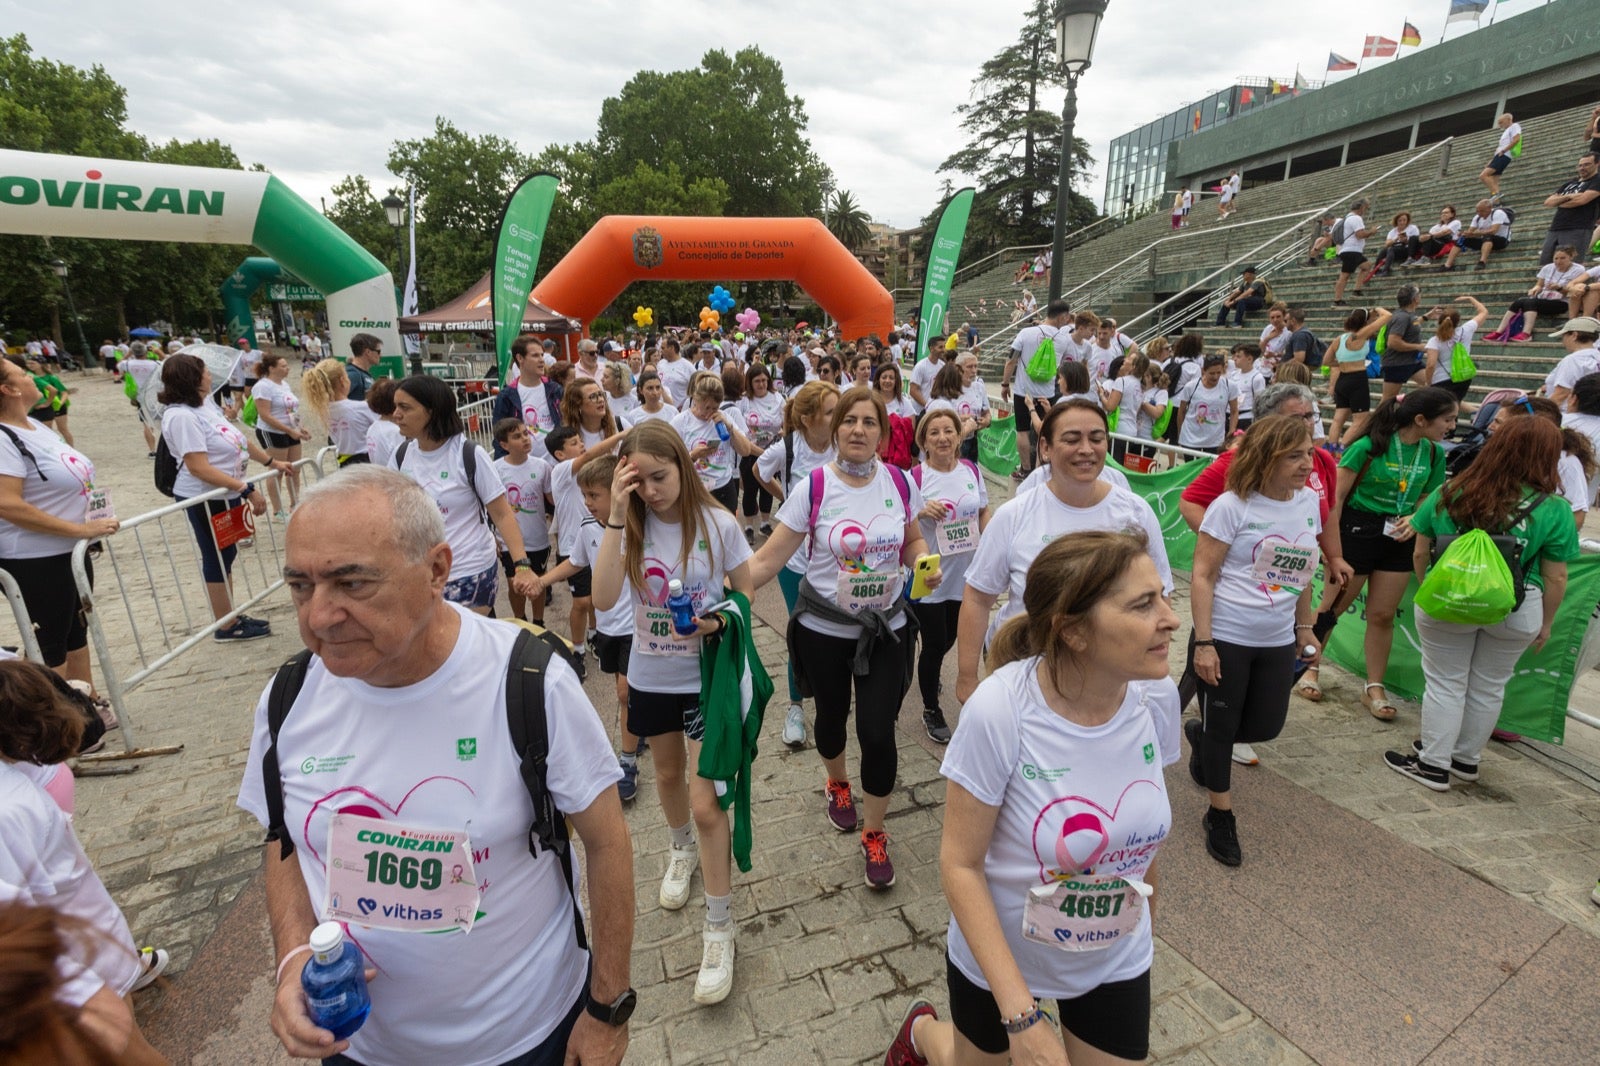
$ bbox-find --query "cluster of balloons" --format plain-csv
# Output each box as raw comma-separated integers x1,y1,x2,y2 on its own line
632,306,653,328
735,307,760,332
699,307,722,331
707,286,736,313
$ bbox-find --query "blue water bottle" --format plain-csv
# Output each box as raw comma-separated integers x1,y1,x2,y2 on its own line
714,419,730,443
302,922,370,1040
666,579,697,636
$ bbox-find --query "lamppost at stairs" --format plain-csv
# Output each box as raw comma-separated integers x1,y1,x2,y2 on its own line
1048,0,1108,306
48,258,95,369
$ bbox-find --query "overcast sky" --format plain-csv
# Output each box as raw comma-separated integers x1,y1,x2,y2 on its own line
4,0,1542,229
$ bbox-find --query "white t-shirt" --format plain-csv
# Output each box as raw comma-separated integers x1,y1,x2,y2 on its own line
623,402,677,427
1010,325,1064,399
251,377,300,431
1339,214,1368,254
912,460,988,604
237,607,620,1066
1177,377,1238,449
738,392,785,448
1386,224,1421,245
493,455,552,553
884,394,919,420
1427,218,1463,242
1056,334,1093,366
957,380,991,424
671,409,736,491
606,391,640,425
569,516,632,637
548,458,588,558
1229,367,1266,418
1054,390,1101,409
327,399,378,456
0,760,141,1006
366,419,404,468
775,463,922,638
1019,463,1130,495
1558,452,1590,513
1535,262,1585,299
1259,324,1290,360
1564,411,1600,503
1172,359,1202,394
162,399,249,502
1197,489,1323,645
1103,375,1143,431
514,383,557,461
966,483,1171,642
0,419,100,558
1137,388,1169,441
1543,348,1600,397
756,433,834,574
1425,320,1479,385
941,661,1174,1000
910,356,944,404
1087,342,1124,385
623,507,751,693
1496,121,1522,154
657,357,696,406
1469,209,1511,239
392,436,507,578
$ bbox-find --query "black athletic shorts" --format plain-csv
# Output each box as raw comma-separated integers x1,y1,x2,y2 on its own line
627,687,704,741
499,547,551,581
1333,370,1372,412
1341,507,1413,574
256,428,297,450
593,631,631,676
1338,251,1367,274
554,554,592,598
945,953,1151,1060
1381,362,1422,385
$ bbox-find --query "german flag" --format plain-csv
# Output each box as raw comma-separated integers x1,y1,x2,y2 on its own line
1400,20,1422,47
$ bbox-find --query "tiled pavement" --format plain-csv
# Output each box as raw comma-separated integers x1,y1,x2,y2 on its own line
15,370,1600,1063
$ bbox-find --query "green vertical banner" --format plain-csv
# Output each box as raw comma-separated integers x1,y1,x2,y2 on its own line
491,172,559,385
1318,556,1600,745
916,187,975,363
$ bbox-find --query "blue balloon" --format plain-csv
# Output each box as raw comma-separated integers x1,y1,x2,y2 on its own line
708,285,736,313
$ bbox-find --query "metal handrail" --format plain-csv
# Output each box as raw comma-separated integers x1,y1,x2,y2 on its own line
1121,136,1457,343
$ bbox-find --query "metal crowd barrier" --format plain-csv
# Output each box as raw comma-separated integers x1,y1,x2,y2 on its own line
69,457,324,758
0,566,45,663
459,395,496,453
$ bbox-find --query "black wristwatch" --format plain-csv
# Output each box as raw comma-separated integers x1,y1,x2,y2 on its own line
585,988,637,1027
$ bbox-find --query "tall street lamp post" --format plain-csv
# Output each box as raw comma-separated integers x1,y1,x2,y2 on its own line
1048,0,1108,306
48,258,95,369
381,193,422,374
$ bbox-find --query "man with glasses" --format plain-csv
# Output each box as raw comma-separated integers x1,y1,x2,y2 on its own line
346,332,383,401
1540,153,1600,267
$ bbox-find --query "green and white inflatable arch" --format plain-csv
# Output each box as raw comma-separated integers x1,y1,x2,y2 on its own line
0,149,402,362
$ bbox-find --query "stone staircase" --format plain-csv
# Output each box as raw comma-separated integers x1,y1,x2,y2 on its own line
917,98,1597,404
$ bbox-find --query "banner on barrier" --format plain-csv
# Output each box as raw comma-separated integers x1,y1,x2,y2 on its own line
1109,456,1206,570
1318,557,1600,745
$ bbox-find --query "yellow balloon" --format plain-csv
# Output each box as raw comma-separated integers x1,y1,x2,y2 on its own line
633,306,654,327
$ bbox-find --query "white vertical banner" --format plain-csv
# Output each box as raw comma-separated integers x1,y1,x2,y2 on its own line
402,184,421,357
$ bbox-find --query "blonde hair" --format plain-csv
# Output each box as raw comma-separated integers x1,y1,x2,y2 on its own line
782,380,839,435
988,531,1152,692
617,421,722,599
300,358,348,428
1224,414,1312,497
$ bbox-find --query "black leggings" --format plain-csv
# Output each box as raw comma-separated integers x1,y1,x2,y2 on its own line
911,599,960,711
790,622,909,797
739,454,772,517
0,552,93,666
1189,635,1296,794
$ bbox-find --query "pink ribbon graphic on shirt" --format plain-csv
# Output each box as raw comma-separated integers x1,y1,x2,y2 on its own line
641,557,673,606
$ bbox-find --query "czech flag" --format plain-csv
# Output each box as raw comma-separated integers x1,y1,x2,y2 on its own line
1327,51,1357,72
1401,20,1423,46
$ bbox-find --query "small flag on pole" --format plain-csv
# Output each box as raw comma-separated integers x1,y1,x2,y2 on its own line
1193,108,1201,131
1446,0,1489,25
1239,87,1254,105
1363,35,1399,58
1327,51,1357,72
1400,20,1423,46
1270,78,1288,95
1294,71,1309,92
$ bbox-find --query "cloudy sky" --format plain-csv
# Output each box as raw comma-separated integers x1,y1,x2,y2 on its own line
5,0,1540,229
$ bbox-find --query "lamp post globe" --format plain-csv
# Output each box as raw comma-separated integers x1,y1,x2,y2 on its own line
1048,0,1108,305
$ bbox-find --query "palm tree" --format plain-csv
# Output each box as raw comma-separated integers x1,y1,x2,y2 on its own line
826,189,873,251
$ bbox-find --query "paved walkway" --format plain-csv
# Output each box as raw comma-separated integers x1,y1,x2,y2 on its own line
13,367,1600,1063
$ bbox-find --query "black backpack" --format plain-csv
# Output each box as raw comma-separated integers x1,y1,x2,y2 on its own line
259,623,589,948
0,424,48,482
1290,328,1326,370
153,437,180,498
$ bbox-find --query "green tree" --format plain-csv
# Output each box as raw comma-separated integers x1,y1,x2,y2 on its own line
591,47,828,219
937,0,1099,250
825,189,872,251
323,173,396,270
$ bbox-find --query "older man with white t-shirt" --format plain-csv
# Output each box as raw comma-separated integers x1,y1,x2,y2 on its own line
241,467,635,1065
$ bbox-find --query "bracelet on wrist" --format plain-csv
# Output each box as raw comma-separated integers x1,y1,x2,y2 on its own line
1001,1002,1054,1035
514,560,533,571
275,944,312,985
1193,638,1216,647
605,521,625,530
1294,624,1314,631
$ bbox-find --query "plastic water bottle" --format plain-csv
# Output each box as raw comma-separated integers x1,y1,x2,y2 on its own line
301,922,370,1040
714,420,730,443
666,579,697,635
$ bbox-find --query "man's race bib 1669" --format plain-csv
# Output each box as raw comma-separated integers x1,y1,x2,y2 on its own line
324,813,481,934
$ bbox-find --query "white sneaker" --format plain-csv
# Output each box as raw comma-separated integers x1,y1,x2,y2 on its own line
1231,743,1260,766
692,921,736,1005
782,703,806,747
659,843,698,910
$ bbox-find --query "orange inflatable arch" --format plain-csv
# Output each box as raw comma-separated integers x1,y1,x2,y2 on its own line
532,215,894,341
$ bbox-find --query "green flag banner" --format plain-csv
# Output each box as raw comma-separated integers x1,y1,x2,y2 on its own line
916,187,974,363
1317,556,1600,745
1109,456,1207,570
491,172,559,385
977,414,1019,477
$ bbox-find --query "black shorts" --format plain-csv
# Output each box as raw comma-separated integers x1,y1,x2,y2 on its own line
31,407,57,423
0,552,92,666
499,547,551,581
1462,235,1508,252
1487,153,1512,175
1333,370,1372,412
1338,251,1367,274
1341,507,1413,574
627,687,704,741
554,554,592,598
256,428,297,450
593,631,631,675
945,953,1150,1060
1381,362,1422,385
